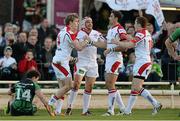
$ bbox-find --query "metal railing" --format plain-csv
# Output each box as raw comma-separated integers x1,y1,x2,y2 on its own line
0,81,179,108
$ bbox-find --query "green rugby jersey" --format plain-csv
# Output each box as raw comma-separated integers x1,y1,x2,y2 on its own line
169,28,180,42
11,79,40,111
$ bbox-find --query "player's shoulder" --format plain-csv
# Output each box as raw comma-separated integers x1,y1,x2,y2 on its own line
116,24,126,33
91,29,102,35
78,29,87,35
135,29,146,39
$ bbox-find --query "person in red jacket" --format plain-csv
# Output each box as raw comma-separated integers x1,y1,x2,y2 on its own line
18,49,38,77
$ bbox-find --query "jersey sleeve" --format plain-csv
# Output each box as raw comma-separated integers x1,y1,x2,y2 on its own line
131,31,145,44
34,82,41,91
169,28,180,42
76,31,84,42
118,26,127,41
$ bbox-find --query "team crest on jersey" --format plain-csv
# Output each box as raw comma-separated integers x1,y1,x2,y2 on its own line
136,33,144,39
118,29,126,34
78,68,85,74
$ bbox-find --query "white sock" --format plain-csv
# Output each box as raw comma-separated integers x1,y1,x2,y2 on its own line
107,89,116,114
67,89,78,108
83,90,91,113
55,98,64,114
48,95,58,106
125,95,137,114
116,91,125,111
140,89,158,107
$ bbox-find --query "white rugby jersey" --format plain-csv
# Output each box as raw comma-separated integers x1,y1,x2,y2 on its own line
131,28,152,61
53,26,77,63
106,24,127,59
76,29,102,62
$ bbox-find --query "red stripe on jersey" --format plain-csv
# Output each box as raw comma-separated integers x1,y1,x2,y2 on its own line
138,62,151,76
131,39,137,43
116,24,127,41
66,26,78,41
53,63,69,77
70,33,77,41
111,61,121,73
131,90,139,95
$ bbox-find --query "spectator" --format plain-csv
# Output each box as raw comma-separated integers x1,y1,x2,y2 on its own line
124,20,134,31
38,18,50,46
23,0,37,32
3,23,14,35
4,32,16,47
18,49,38,77
27,35,41,61
0,46,17,80
127,26,135,37
29,28,38,38
39,37,55,80
13,32,28,62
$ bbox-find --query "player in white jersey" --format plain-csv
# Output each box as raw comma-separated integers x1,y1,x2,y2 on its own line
111,17,162,115
65,17,104,115
92,10,127,116
48,14,91,115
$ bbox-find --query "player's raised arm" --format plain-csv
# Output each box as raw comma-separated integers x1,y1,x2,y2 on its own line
112,37,135,49
165,28,180,61
92,35,107,49
72,35,90,51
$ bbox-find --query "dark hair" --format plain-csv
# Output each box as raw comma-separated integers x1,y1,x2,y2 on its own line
136,17,148,28
64,13,79,25
26,49,34,54
25,70,41,79
111,10,123,19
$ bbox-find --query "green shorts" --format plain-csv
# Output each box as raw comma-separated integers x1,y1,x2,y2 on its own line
10,103,37,116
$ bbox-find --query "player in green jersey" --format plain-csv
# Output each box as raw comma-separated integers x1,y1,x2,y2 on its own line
7,70,55,116
165,28,180,82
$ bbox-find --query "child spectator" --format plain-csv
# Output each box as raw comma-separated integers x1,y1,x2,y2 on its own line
18,49,38,77
0,46,17,80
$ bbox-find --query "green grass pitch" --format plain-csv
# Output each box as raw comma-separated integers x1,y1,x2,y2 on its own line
0,109,180,120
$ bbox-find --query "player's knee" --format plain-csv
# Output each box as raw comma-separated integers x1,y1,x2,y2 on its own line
85,85,93,92
73,81,81,89
131,86,141,92
105,81,115,90
131,86,142,95
64,85,72,92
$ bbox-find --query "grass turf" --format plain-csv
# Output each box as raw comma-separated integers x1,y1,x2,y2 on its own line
0,108,180,120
